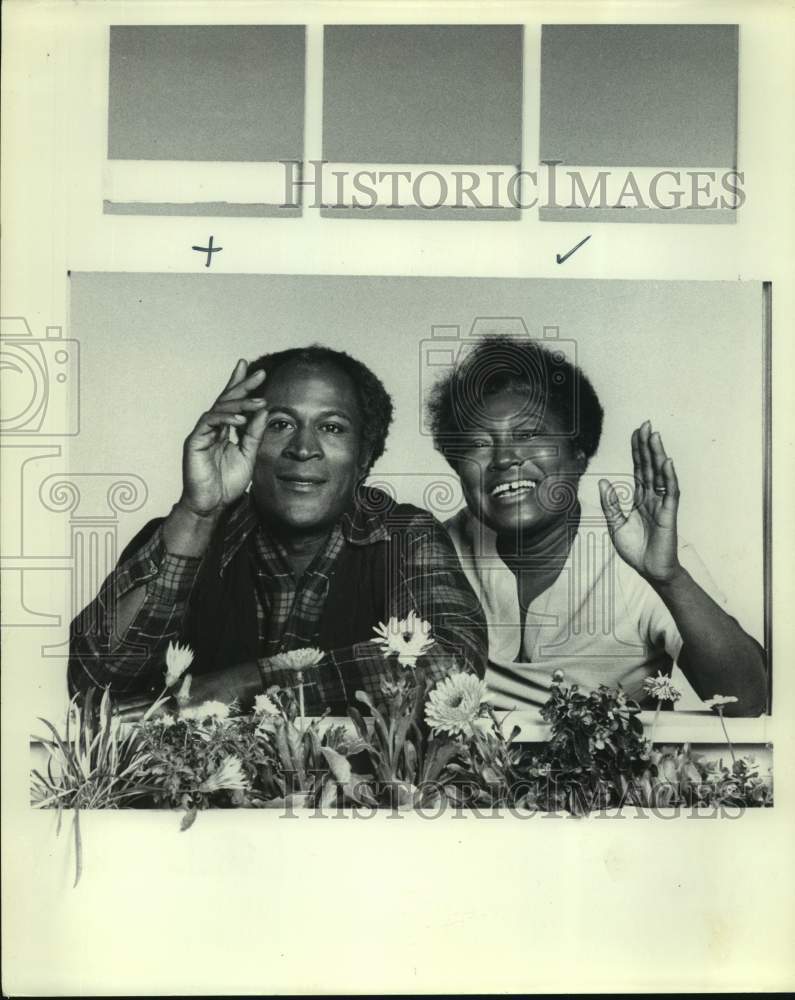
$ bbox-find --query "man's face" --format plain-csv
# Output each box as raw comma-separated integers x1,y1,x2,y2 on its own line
251,361,367,535
453,389,585,538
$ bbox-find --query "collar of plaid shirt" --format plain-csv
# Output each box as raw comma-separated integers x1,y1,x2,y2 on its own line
217,491,393,656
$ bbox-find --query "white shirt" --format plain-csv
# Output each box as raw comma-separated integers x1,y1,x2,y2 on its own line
445,504,726,712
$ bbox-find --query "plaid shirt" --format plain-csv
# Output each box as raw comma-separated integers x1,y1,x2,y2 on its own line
69,493,487,714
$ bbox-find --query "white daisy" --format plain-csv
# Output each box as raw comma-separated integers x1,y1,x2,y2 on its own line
643,671,682,704
373,611,434,668
164,641,194,688
425,672,488,736
703,694,739,710
199,755,248,794
179,700,230,722
253,693,280,717
268,648,325,673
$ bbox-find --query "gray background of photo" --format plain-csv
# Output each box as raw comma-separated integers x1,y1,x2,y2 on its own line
67,273,765,642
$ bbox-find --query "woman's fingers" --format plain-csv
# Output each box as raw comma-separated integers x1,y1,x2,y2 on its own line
637,420,656,494
649,430,669,490
598,478,628,533
661,457,680,512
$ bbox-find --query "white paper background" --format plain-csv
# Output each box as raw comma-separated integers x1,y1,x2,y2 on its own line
2,0,794,994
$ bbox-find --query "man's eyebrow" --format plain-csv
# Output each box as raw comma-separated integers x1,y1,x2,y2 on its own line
267,405,354,422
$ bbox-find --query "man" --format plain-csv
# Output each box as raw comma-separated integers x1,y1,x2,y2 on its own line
426,335,767,717
69,346,486,714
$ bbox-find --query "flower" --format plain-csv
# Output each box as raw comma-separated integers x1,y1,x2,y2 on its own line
643,671,682,703
199,755,248,794
703,694,739,710
268,648,324,673
149,714,176,728
551,669,565,686
425,672,488,736
253,693,279,717
179,700,230,722
164,641,194,688
373,611,434,668
176,674,192,706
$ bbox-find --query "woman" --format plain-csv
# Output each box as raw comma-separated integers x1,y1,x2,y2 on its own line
427,335,767,717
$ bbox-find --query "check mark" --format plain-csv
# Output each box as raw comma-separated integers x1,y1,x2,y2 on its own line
556,235,591,264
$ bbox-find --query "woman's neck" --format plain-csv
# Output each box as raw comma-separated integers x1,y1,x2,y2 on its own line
496,503,580,566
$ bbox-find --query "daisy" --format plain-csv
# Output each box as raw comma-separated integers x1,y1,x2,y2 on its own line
253,693,280,717
164,641,194,688
425,672,488,736
268,648,324,673
373,611,434,668
703,694,739,710
199,755,248,794
179,700,230,722
643,671,682,704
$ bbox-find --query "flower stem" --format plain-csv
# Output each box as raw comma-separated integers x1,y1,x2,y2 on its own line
142,686,170,722
297,672,305,733
717,708,737,767
649,700,662,746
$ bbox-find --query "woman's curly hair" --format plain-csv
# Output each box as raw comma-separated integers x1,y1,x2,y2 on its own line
426,335,604,465
247,344,393,472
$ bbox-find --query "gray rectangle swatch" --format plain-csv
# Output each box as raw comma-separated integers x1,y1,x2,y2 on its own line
103,201,302,218
540,207,736,224
540,25,738,167
323,25,523,165
108,25,305,161
320,205,520,221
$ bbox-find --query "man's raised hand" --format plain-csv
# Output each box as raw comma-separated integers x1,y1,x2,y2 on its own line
179,360,269,517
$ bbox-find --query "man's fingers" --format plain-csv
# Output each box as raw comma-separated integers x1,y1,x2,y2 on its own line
191,410,248,438
598,478,627,532
238,406,270,461
208,397,268,416
218,367,267,403
222,359,247,393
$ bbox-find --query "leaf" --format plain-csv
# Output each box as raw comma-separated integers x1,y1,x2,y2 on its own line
355,691,390,752
180,806,198,832
423,739,462,782
346,705,369,742
573,728,592,766
72,807,83,888
318,779,339,809
321,747,352,783
391,715,413,769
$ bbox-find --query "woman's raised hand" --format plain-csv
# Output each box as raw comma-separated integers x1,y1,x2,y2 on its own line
598,420,682,584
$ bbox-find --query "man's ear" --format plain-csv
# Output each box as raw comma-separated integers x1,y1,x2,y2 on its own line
574,448,588,474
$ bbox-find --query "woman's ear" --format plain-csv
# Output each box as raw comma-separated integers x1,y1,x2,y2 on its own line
575,448,588,474
357,447,373,479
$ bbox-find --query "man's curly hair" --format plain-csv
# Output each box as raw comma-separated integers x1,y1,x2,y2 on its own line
247,344,393,472
426,335,604,466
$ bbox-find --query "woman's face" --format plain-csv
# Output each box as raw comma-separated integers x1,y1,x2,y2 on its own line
452,389,586,538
